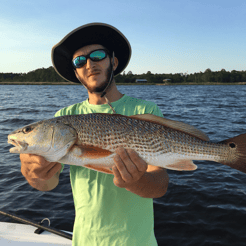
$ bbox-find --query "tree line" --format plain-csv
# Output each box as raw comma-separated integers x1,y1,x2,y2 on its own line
117,69,246,83
0,67,67,83
0,67,246,83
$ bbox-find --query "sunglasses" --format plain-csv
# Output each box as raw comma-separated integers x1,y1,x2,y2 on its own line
72,49,108,69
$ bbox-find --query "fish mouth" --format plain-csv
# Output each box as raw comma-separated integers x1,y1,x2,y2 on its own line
8,137,28,153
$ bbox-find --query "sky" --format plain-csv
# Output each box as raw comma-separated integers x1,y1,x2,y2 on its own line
0,0,245,75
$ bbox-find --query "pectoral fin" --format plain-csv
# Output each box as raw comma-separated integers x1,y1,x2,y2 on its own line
79,145,113,159
58,144,115,174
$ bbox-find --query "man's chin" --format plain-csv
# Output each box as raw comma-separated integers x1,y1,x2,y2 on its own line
79,66,112,94
87,82,108,93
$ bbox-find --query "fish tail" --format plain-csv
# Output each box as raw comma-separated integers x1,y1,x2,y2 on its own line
219,133,246,173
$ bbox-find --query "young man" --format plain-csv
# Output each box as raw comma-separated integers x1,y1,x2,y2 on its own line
20,23,169,245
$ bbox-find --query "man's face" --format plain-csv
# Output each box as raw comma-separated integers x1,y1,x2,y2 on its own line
73,44,112,93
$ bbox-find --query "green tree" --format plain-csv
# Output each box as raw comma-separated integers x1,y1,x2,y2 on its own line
203,68,212,82
219,69,230,82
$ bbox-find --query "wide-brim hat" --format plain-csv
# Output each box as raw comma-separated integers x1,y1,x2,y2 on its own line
51,22,131,83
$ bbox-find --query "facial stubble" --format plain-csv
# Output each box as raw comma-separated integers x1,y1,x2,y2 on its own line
78,65,112,94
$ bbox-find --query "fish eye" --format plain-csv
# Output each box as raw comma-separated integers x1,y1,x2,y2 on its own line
229,142,236,148
22,126,32,134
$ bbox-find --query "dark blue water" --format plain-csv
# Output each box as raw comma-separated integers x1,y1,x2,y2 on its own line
1,85,246,246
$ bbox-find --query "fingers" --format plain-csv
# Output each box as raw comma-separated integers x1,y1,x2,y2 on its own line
45,162,62,180
115,148,147,172
114,150,134,180
20,154,49,167
20,154,61,181
126,149,148,172
112,165,125,188
113,148,147,188
26,162,61,180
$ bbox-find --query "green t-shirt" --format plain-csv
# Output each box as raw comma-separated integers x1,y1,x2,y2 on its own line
55,95,163,246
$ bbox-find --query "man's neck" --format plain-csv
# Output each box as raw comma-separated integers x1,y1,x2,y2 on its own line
87,83,123,105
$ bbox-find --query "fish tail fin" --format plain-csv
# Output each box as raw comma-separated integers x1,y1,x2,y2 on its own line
219,133,246,173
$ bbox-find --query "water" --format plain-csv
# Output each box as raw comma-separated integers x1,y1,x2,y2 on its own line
1,84,246,246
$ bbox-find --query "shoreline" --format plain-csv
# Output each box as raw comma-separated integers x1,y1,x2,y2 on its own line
0,82,246,85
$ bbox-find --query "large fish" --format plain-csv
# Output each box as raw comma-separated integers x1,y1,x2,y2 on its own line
7,113,246,174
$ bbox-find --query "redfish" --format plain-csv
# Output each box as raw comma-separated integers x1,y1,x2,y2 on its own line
7,113,246,174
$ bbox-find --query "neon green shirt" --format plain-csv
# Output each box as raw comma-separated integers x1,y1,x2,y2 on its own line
55,95,164,246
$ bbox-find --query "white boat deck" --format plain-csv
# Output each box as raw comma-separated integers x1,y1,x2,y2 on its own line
0,222,72,245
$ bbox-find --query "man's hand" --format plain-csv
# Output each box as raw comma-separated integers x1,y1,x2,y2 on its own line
20,154,61,191
112,147,169,198
112,148,147,188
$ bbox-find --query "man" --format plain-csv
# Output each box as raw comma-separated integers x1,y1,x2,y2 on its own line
20,23,169,245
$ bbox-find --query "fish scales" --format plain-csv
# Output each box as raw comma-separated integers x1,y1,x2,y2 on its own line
57,114,228,161
64,114,165,155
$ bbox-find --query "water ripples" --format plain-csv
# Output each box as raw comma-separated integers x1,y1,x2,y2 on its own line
1,84,246,245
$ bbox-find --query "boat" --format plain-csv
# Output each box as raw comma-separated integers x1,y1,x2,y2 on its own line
0,210,72,245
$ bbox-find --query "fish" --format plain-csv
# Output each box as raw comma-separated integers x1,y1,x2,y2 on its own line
7,113,246,174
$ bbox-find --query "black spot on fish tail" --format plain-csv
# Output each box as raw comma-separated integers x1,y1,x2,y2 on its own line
229,142,236,148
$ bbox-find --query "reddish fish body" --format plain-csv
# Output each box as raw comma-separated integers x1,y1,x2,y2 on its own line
8,113,246,174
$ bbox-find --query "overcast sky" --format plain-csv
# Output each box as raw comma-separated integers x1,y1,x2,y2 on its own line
1,0,245,75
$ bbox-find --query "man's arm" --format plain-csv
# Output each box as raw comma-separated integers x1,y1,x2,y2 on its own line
112,148,169,198
20,154,62,192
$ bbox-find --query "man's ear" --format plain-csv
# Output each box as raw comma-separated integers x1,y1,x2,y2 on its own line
112,57,119,71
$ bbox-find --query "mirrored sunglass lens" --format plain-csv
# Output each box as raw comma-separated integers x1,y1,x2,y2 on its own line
73,56,86,67
90,50,106,61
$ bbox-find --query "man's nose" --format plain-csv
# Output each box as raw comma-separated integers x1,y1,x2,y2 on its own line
86,58,96,69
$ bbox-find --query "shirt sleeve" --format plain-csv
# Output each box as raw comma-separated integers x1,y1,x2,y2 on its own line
150,104,164,117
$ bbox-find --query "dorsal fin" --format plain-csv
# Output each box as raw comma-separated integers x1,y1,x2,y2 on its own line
130,114,210,141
